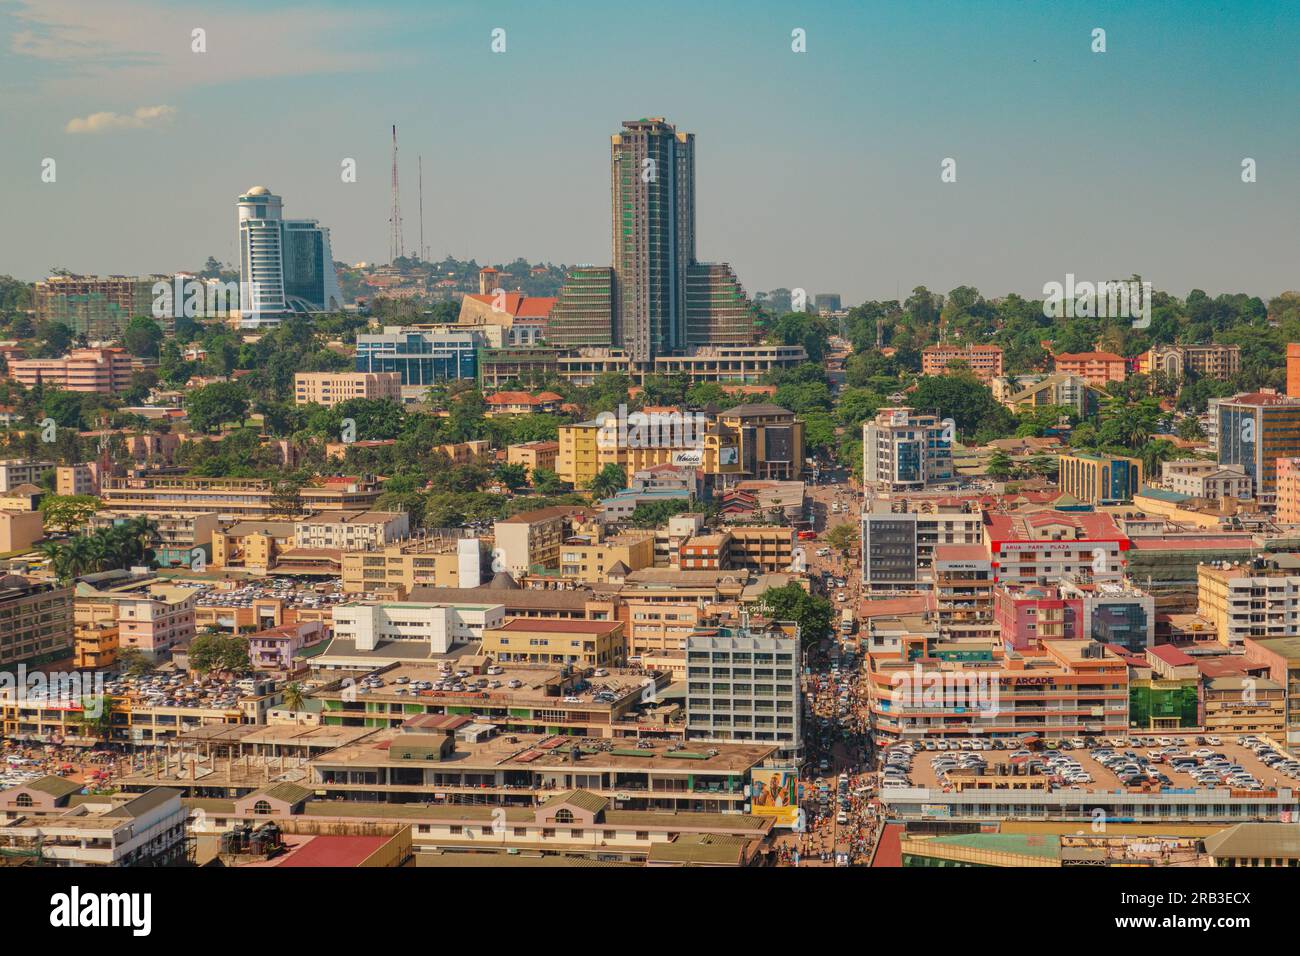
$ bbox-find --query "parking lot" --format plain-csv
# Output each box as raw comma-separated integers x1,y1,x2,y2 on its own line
894,734,1300,794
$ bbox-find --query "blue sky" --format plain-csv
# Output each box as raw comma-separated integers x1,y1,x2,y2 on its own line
1,0,1296,303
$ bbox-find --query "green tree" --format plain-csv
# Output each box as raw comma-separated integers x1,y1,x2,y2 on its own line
39,494,100,533
586,464,627,499
189,633,251,675
532,467,565,494
759,583,834,645
185,380,250,433
121,316,164,358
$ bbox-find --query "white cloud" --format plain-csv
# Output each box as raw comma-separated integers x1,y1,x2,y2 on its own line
65,104,176,133
6,0,405,97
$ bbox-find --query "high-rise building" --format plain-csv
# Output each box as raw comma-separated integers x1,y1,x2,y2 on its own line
33,274,166,340
611,118,694,362
237,186,341,328
1216,391,1300,503
547,118,757,363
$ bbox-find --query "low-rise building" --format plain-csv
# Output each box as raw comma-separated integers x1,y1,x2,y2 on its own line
482,618,625,669
293,371,401,407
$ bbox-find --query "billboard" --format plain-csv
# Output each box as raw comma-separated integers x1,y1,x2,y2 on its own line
672,448,704,466
750,768,800,827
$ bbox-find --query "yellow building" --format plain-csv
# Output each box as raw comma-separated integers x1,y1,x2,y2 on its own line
212,521,297,572
1203,676,1285,737
341,536,475,595
0,510,43,552
74,621,119,670
507,440,560,479
482,618,625,669
493,506,589,577
559,532,655,584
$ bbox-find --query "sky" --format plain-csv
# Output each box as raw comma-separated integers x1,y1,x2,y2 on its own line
1,0,1297,304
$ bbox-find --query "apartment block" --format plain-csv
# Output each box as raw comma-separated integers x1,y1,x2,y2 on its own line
493,506,589,577
560,532,656,584
75,578,198,660
1051,351,1127,386
293,371,401,407
0,576,74,670
921,343,1004,383
55,463,100,497
33,274,165,339
8,348,133,394
293,510,409,551
1198,561,1300,648
1139,343,1241,381
507,440,560,479
0,460,55,493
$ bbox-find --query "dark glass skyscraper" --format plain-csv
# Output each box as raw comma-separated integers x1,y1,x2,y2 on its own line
611,118,695,363
547,118,758,364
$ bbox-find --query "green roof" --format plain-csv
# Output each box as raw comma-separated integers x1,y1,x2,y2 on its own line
646,834,748,865
924,832,1060,859
542,790,609,815
24,775,82,799
260,782,314,805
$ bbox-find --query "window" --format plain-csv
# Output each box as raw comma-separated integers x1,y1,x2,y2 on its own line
15,793,32,808
554,808,574,823
253,800,272,815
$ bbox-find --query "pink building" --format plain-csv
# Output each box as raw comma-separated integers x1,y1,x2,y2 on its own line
8,348,133,394
1275,458,1300,524
992,584,1083,651
249,621,325,670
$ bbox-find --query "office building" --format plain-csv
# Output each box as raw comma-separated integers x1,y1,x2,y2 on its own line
983,510,1129,588
237,185,341,327
332,601,505,655
294,371,401,407
55,463,100,497
1216,391,1300,502
1272,458,1300,522
545,118,758,365
860,497,984,593
685,622,803,761
1058,452,1143,506
861,407,954,492
354,327,482,392
482,618,626,669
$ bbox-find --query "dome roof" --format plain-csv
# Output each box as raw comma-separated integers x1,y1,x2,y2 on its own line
487,570,520,590
245,185,270,196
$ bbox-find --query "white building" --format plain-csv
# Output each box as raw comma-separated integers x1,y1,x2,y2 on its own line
862,407,953,492
0,459,55,493
332,601,505,654
684,623,803,762
237,185,341,328
293,510,410,551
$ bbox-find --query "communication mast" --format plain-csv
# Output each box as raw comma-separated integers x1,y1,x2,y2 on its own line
418,154,426,262
389,125,405,263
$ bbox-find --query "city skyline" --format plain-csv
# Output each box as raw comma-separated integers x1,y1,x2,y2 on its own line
0,0,1296,304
